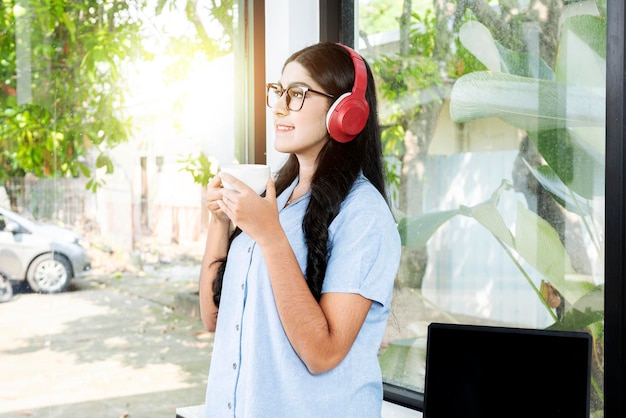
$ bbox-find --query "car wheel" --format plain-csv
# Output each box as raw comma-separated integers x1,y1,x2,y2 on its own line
26,253,72,294
0,272,13,303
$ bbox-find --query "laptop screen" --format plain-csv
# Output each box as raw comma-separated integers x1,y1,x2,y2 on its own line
423,323,591,418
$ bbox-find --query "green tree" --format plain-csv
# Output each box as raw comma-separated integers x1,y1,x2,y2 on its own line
0,0,149,205
366,1,473,289
0,0,236,209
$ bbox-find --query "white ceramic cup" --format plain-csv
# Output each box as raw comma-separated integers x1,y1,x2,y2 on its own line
220,164,271,195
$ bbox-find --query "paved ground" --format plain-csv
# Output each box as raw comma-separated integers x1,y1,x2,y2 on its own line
0,261,211,418
0,240,433,418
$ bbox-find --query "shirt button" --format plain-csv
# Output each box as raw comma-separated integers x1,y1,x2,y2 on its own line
228,402,232,409
247,247,251,253
241,283,244,290
233,363,237,370
235,324,239,331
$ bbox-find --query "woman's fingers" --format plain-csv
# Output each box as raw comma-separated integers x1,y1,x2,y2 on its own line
206,175,230,222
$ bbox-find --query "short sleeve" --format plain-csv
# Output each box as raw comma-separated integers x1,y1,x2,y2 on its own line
321,180,401,307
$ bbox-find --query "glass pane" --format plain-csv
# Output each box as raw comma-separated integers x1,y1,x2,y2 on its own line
358,0,605,414
1,1,237,415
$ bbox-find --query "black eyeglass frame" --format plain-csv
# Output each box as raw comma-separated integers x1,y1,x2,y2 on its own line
266,83,334,111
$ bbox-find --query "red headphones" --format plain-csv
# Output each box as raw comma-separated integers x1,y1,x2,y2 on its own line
326,43,370,143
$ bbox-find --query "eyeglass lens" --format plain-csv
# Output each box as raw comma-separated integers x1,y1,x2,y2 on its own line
267,85,306,111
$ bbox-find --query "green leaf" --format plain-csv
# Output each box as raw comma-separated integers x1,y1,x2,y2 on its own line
523,161,591,216
495,43,555,80
75,161,92,178
547,284,604,331
597,0,607,18
555,15,606,87
450,72,605,131
61,12,77,43
381,125,406,158
458,21,501,72
177,152,217,187
514,203,593,303
515,202,571,280
458,21,554,80
96,154,115,174
528,129,604,199
469,203,515,248
398,209,460,249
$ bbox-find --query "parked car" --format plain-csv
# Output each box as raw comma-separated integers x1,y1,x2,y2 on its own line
0,207,91,294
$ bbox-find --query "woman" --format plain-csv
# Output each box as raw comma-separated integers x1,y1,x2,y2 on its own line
199,42,401,417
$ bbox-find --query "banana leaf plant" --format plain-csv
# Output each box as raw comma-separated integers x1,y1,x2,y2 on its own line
445,7,606,329
381,0,606,406
390,2,607,403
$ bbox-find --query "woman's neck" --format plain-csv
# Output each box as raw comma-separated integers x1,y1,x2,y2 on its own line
286,158,315,205
296,156,316,186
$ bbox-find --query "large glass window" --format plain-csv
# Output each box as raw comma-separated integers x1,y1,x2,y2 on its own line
1,1,238,415
358,1,605,415
1,0,614,416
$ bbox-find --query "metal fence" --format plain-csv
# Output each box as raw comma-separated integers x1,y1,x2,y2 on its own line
2,177,97,231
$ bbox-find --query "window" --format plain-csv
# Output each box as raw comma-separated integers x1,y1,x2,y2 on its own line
357,1,605,415
2,0,623,416
1,1,239,415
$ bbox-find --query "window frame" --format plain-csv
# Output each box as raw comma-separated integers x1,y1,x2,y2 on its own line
235,0,266,165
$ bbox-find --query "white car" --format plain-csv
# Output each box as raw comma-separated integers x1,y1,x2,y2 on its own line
0,207,91,293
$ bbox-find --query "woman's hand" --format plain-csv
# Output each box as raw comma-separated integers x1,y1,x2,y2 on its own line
217,173,282,244
206,175,230,224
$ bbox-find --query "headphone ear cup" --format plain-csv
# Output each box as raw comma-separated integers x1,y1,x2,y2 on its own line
326,92,370,143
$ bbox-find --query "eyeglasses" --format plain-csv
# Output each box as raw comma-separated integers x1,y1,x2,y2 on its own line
266,83,334,112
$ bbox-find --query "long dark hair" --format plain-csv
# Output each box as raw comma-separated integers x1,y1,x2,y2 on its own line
213,42,387,306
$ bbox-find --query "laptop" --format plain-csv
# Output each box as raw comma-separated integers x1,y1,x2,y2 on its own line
423,322,592,418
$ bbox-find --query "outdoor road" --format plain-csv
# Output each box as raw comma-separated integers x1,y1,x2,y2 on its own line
0,266,212,418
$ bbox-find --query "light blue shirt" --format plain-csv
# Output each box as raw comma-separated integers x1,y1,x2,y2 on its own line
204,174,401,418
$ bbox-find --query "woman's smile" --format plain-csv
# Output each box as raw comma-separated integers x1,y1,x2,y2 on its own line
275,122,294,133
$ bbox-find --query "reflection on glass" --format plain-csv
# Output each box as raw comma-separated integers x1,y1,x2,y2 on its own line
359,1,605,413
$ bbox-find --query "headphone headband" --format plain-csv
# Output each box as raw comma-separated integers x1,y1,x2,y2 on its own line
339,43,368,101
